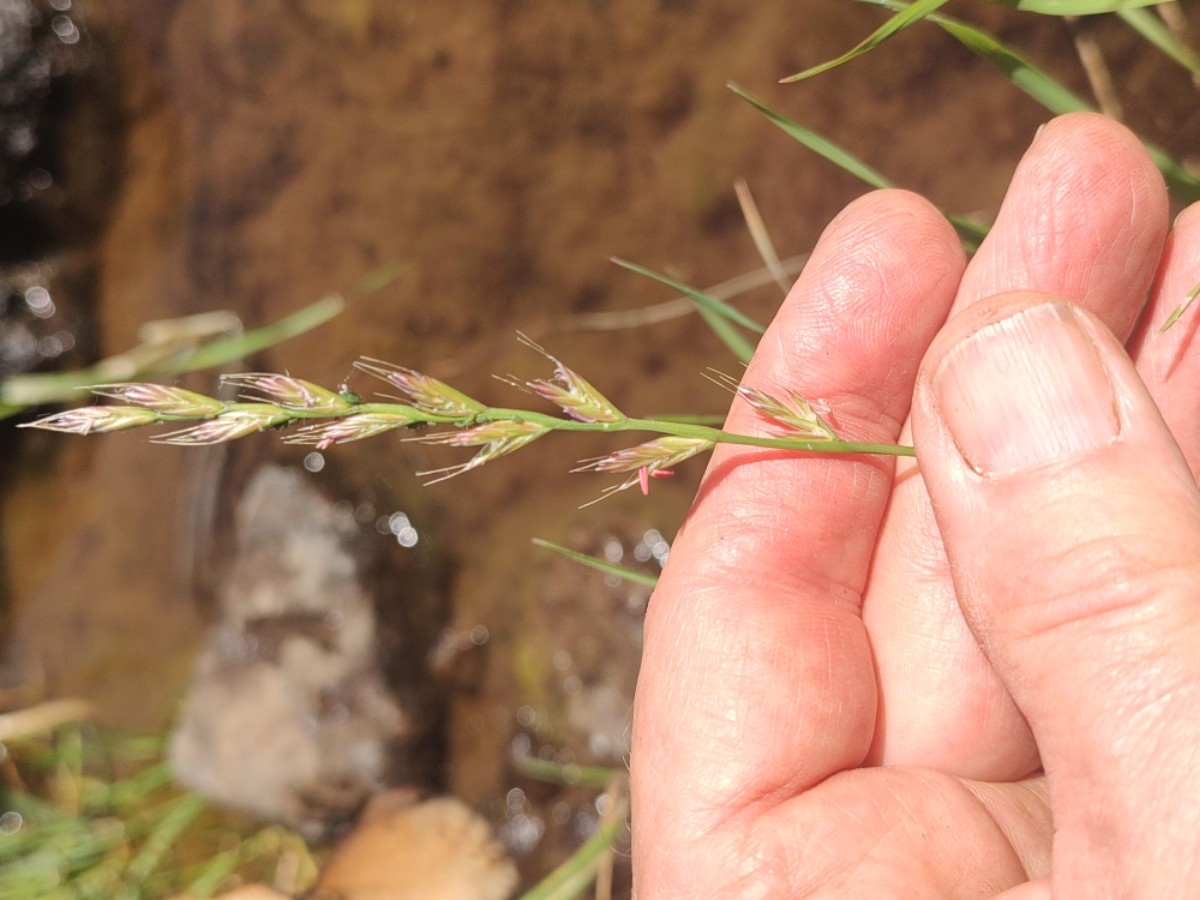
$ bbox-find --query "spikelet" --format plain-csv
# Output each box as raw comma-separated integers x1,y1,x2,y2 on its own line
574,435,714,503
19,405,162,435
89,383,226,417
153,406,293,445
354,359,483,418
516,334,624,423
286,412,416,449
706,371,836,441
221,374,352,414
409,420,549,484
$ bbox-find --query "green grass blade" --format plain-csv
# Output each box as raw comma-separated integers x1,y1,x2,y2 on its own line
513,754,616,789
0,260,406,418
945,214,990,248
856,0,1200,203
1001,0,1161,12
1118,7,1200,75
781,0,953,81
610,257,762,362
934,8,1200,202
610,258,766,334
921,11,1092,112
167,294,344,372
728,83,892,189
1160,280,1200,333
0,295,344,415
1143,144,1200,203
116,793,207,899
532,538,659,588
519,795,627,900
729,83,987,247
692,303,758,363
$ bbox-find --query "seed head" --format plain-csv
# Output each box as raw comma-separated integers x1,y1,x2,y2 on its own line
575,435,713,503
221,374,351,413
20,405,161,435
89,383,225,417
354,359,483,418
286,412,416,449
153,406,293,445
519,335,623,423
707,371,836,441
410,419,548,484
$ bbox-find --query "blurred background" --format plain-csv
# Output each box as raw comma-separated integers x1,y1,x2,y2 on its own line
1,0,1197,896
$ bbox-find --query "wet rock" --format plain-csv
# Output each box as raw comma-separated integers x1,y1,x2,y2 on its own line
311,790,518,900
169,465,439,839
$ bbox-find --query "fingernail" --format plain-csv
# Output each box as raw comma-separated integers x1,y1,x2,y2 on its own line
934,303,1119,476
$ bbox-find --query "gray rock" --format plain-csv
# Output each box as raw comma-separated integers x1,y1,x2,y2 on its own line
170,465,421,839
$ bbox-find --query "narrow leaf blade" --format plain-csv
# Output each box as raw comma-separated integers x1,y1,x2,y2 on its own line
781,0,953,82
729,82,892,190
856,0,1200,204
1117,7,1200,76
611,257,762,362
1160,280,1200,333
730,82,988,248
532,538,659,588
1005,0,1162,13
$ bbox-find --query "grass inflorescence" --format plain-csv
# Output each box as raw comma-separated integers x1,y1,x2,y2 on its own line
21,339,913,502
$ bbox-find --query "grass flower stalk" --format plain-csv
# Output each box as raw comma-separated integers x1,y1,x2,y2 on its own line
20,345,914,498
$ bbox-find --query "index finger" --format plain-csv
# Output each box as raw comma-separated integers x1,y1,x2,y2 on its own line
631,189,964,890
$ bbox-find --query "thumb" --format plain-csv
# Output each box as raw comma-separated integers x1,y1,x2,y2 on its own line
912,294,1200,894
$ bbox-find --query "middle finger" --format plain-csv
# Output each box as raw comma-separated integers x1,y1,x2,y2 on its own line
862,112,1169,778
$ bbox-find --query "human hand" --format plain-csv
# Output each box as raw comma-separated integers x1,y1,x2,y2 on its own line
630,112,1200,897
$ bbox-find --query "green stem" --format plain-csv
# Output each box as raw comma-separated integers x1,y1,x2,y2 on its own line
46,396,918,458
475,408,916,457
519,792,628,900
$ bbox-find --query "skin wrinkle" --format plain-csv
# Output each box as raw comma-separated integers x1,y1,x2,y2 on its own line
679,642,867,834
697,460,882,590
793,200,960,343
780,772,1021,897
676,577,865,728
958,118,1165,315
748,779,896,897
1031,595,1200,759
986,501,1200,653
965,778,1052,877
